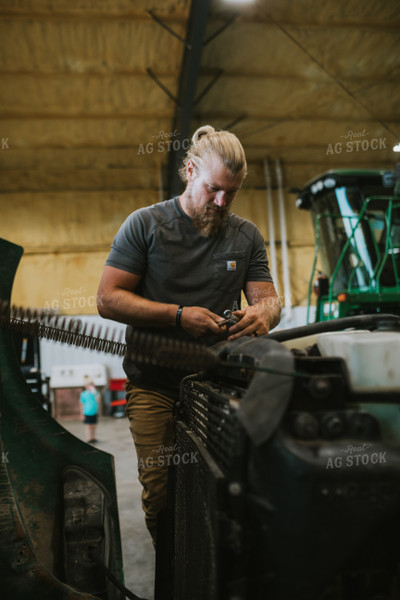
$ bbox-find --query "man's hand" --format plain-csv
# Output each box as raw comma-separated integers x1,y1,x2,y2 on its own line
227,281,281,341
180,306,225,338
227,304,270,340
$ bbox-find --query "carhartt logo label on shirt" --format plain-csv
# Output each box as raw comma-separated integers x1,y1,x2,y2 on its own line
227,261,236,271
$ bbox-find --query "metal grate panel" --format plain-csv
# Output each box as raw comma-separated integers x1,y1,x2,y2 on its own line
173,421,227,600
179,377,246,476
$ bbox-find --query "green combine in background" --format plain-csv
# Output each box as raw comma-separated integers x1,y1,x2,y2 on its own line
295,167,400,323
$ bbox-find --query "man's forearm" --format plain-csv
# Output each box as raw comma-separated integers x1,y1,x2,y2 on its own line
97,289,178,328
97,289,224,338
246,283,282,332
260,294,282,331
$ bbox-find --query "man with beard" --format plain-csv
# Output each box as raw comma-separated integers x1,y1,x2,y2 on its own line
97,125,281,544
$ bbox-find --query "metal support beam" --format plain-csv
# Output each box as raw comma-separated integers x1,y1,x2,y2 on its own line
146,67,180,106
147,10,191,49
223,113,247,131
204,14,237,46
193,69,224,107
167,0,212,199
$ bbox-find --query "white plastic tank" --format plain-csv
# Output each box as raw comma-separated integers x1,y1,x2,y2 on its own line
317,330,400,393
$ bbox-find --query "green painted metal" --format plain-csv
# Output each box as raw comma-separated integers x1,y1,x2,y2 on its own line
374,201,400,289
316,291,400,322
0,238,124,599
303,173,400,322
307,211,336,324
307,210,397,322
326,196,400,303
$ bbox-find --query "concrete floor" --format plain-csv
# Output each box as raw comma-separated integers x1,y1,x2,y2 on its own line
62,414,156,600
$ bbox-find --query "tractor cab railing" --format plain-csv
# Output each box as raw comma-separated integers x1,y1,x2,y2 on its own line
308,195,400,323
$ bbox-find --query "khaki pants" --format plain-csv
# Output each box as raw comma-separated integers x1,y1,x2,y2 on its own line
125,381,176,545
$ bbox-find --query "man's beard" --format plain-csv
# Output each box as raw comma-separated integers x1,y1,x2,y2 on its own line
186,197,230,237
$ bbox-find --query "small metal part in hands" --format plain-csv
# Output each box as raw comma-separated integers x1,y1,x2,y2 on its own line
218,309,239,327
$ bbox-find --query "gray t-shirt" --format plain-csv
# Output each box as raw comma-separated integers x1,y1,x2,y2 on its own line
105,197,272,396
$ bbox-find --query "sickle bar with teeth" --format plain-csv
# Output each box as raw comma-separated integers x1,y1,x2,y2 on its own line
0,301,218,373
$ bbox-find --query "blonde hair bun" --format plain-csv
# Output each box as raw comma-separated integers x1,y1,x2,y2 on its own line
192,125,215,144
179,123,247,182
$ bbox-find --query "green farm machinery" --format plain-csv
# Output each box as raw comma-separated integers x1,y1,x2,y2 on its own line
295,168,400,323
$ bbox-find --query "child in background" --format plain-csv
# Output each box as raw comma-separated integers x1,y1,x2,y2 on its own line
80,376,99,443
